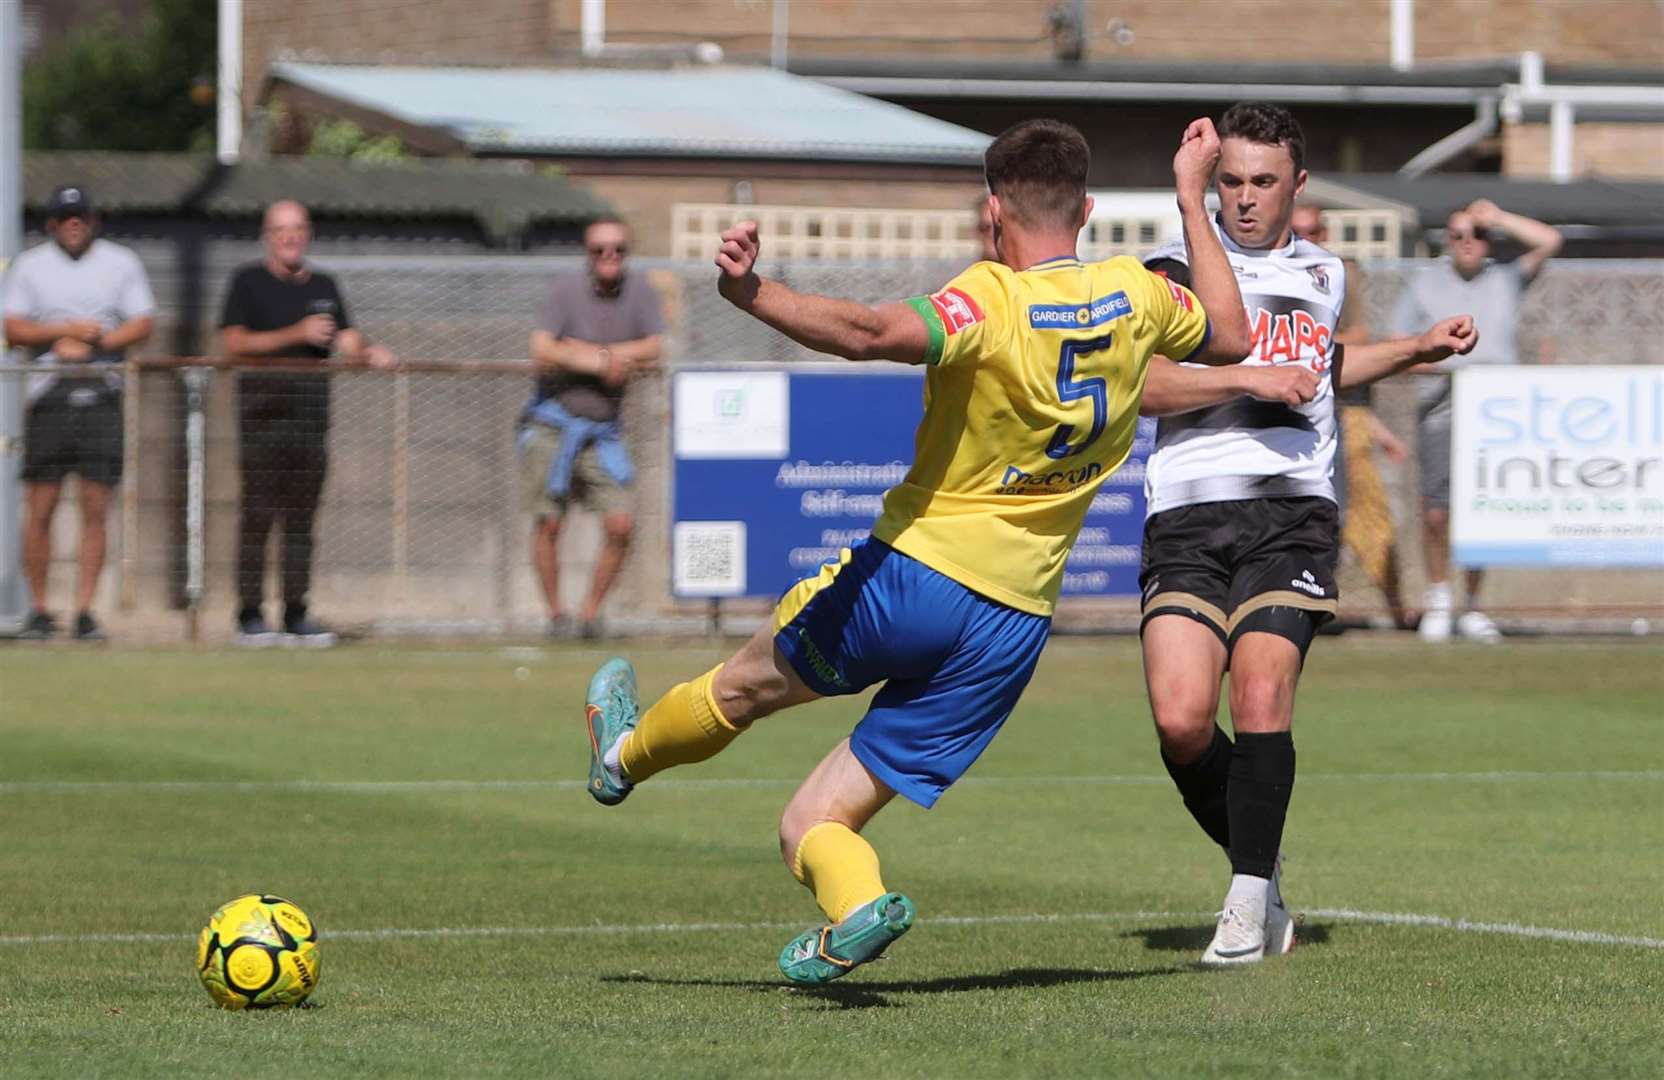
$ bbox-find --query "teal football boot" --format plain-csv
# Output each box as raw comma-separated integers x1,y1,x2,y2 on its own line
585,657,638,806
778,892,915,984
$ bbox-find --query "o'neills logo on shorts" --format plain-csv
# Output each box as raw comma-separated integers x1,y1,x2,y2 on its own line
930,287,984,334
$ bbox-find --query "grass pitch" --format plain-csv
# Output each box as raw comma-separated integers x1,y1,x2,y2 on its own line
1,637,1660,1078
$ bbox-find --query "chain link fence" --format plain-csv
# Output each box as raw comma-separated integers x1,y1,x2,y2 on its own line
6,255,1662,641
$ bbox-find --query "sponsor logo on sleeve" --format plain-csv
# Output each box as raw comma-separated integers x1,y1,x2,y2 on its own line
929,287,985,335
1166,279,1196,311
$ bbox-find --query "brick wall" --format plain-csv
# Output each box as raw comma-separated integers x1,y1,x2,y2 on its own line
549,0,1663,66
1415,0,1664,65
242,0,551,106
246,0,1664,99
1502,121,1664,179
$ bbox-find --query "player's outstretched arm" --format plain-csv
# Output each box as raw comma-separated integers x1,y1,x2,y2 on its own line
1336,315,1479,390
1140,356,1319,417
1173,118,1252,364
715,221,929,364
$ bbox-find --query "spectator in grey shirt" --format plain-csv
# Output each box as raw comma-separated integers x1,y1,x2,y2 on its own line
1389,199,1562,644
523,216,664,639
2,185,154,641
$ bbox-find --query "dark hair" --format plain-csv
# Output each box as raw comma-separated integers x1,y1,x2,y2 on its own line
1218,102,1306,175
983,119,1090,231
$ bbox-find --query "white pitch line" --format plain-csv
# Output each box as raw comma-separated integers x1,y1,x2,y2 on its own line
1,770,1660,796
1303,909,1664,950
2,908,1659,950
0,911,1191,948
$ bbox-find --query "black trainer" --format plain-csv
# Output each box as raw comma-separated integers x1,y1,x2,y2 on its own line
17,611,56,640
73,612,108,642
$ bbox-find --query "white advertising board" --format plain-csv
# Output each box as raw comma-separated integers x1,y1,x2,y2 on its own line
1451,366,1664,567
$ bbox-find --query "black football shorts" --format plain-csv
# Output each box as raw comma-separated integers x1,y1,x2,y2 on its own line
1139,497,1340,649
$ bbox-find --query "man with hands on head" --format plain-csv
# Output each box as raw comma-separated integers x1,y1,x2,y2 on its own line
1391,198,1561,644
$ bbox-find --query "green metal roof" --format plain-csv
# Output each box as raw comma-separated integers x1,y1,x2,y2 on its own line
266,62,993,165
24,151,613,240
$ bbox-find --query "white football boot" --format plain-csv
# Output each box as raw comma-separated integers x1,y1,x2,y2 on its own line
1200,898,1267,967
1264,856,1295,956
1201,857,1293,966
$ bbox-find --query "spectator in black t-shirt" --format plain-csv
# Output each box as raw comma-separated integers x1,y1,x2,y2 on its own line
220,200,395,647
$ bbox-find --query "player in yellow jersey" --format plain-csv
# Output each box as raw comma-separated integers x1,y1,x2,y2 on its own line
579,117,1279,984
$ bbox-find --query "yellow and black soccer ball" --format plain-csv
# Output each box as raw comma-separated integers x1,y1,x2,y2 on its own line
196,894,320,1009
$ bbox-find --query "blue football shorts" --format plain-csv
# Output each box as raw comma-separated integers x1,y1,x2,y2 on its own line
772,537,1052,808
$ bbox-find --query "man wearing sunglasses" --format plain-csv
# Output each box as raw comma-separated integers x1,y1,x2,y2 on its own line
525,216,664,639
1388,200,1562,643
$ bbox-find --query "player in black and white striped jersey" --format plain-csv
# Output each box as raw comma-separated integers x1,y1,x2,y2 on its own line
1130,103,1480,966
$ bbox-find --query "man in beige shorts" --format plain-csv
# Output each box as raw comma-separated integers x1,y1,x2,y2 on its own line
523,216,664,638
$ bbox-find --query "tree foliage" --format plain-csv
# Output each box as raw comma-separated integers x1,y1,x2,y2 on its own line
24,0,217,151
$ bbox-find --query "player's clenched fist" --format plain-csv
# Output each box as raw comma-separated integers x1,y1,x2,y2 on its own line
1417,314,1479,363
1173,117,1222,206
715,221,762,301
1245,364,1321,408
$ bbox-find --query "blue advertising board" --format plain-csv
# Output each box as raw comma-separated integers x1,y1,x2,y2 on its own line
671,366,1152,600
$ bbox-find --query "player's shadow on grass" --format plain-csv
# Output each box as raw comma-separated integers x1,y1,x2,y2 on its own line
603,965,1189,1010
1123,922,1333,953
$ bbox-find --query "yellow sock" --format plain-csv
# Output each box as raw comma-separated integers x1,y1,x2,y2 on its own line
618,665,740,783
791,821,886,924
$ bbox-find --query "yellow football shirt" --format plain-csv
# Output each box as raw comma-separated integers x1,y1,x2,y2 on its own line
873,255,1211,615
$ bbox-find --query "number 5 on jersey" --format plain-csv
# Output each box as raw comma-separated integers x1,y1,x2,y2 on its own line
1046,334,1113,459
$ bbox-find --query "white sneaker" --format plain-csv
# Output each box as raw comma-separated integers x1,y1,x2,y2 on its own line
1457,610,1502,644
1419,608,1452,642
1200,898,1267,967
1264,859,1295,957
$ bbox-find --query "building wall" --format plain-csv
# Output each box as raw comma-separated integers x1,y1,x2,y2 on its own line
1502,121,1664,179
243,0,1664,111
546,0,1663,66
243,0,553,106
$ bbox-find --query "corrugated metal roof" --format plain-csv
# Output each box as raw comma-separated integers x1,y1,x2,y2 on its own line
24,151,612,239
266,62,993,164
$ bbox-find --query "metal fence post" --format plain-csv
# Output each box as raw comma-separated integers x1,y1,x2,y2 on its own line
0,0,23,627
119,360,140,611
183,367,209,641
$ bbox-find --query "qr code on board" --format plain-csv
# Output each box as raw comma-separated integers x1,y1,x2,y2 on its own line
674,521,746,596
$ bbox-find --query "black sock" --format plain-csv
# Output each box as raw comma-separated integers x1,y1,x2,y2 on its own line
1227,730,1296,880
1161,725,1233,850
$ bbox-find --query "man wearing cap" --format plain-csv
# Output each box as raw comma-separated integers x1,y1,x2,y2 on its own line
2,185,155,641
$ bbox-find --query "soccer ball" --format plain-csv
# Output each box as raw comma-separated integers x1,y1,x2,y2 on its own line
196,894,321,1009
